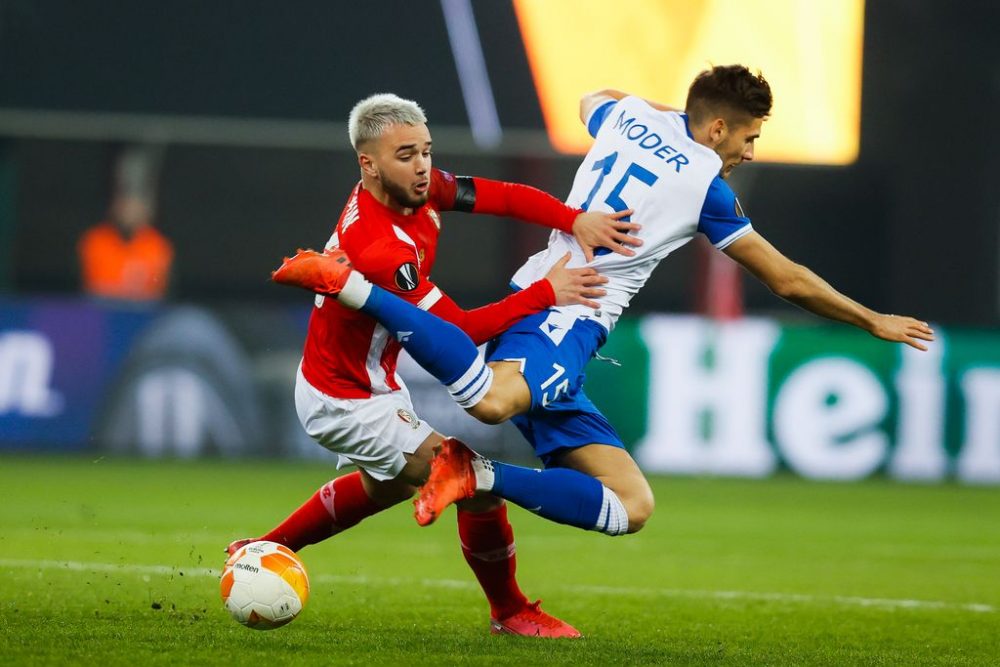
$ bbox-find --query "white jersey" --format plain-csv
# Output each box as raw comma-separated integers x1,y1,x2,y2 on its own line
511,96,753,330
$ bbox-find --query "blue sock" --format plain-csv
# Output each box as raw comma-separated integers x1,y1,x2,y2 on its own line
360,286,489,405
491,462,604,531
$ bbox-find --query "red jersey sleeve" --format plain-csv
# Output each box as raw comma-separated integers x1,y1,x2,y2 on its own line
342,218,554,338
427,279,555,345
338,177,557,335
341,233,437,305
430,167,579,233
428,167,460,210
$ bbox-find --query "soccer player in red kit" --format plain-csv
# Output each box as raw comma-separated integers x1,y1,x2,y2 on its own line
227,93,641,637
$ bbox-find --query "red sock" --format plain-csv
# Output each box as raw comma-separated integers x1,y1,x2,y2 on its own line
457,503,529,620
261,471,381,551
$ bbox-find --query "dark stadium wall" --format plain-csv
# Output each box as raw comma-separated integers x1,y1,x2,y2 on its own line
0,0,469,125
12,140,116,294
861,0,1000,325
0,140,15,291
3,0,998,324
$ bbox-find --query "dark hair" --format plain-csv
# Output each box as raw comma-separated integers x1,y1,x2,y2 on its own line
685,65,772,126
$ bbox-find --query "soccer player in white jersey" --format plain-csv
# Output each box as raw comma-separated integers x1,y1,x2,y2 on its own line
274,65,935,539
239,92,649,638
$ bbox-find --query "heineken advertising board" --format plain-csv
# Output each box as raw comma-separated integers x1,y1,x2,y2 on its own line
586,316,1000,483
2,297,998,484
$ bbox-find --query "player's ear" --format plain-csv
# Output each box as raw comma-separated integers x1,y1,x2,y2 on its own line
709,118,727,146
358,152,379,179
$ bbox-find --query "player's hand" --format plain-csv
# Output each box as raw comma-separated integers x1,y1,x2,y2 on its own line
544,252,608,309
571,209,643,263
868,314,935,351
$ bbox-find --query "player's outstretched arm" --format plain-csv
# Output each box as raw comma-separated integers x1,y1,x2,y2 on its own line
579,89,680,125
724,231,936,351
443,170,642,261
427,256,606,344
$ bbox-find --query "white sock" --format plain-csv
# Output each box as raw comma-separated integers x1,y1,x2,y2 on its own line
446,356,494,409
337,270,373,310
470,453,495,492
593,486,629,536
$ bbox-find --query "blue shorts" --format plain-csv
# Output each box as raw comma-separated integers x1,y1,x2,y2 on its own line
485,309,624,464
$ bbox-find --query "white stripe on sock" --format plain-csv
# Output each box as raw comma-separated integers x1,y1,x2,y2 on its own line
447,357,493,408
594,486,629,536
453,365,493,408
447,355,486,396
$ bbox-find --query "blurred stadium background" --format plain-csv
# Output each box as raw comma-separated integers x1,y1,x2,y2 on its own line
3,2,1000,664
1,0,999,480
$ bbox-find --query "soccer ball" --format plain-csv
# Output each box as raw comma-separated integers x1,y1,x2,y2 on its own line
220,540,310,629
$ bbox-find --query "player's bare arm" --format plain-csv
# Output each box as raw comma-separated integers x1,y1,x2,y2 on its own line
579,89,679,125
448,171,641,262
724,231,935,351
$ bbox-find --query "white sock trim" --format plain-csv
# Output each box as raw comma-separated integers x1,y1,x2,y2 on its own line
447,357,494,409
446,354,487,396
594,486,629,536
318,480,338,523
464,544,515,562
338,270,373,310
470,454,495,492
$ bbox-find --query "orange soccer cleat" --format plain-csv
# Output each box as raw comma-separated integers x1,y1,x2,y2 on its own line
271,247,353,296
413,438,479,526
491,600,582,638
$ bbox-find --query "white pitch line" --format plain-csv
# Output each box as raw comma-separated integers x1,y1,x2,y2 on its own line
0,558,993,614
0,558,219,579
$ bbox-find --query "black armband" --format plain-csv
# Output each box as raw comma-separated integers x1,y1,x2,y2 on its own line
453,176,476,212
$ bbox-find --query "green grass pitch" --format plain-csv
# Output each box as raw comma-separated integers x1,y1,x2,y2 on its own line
2,457,998,666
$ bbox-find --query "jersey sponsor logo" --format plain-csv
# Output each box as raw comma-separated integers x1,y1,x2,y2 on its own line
396,408,421,429
394,263,419,291
734,197,746,218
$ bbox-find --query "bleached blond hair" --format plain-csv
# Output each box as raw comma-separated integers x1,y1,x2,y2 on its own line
348,93,427,150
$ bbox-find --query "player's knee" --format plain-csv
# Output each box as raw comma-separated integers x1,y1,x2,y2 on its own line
467,368,530,424
396,457,432,487
360,472,417,507
378,483,417,506
624,488,655,533
468,393,513,425
398,435,440,485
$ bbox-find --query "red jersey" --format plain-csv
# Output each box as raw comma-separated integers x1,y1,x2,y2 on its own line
300,168,581,399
